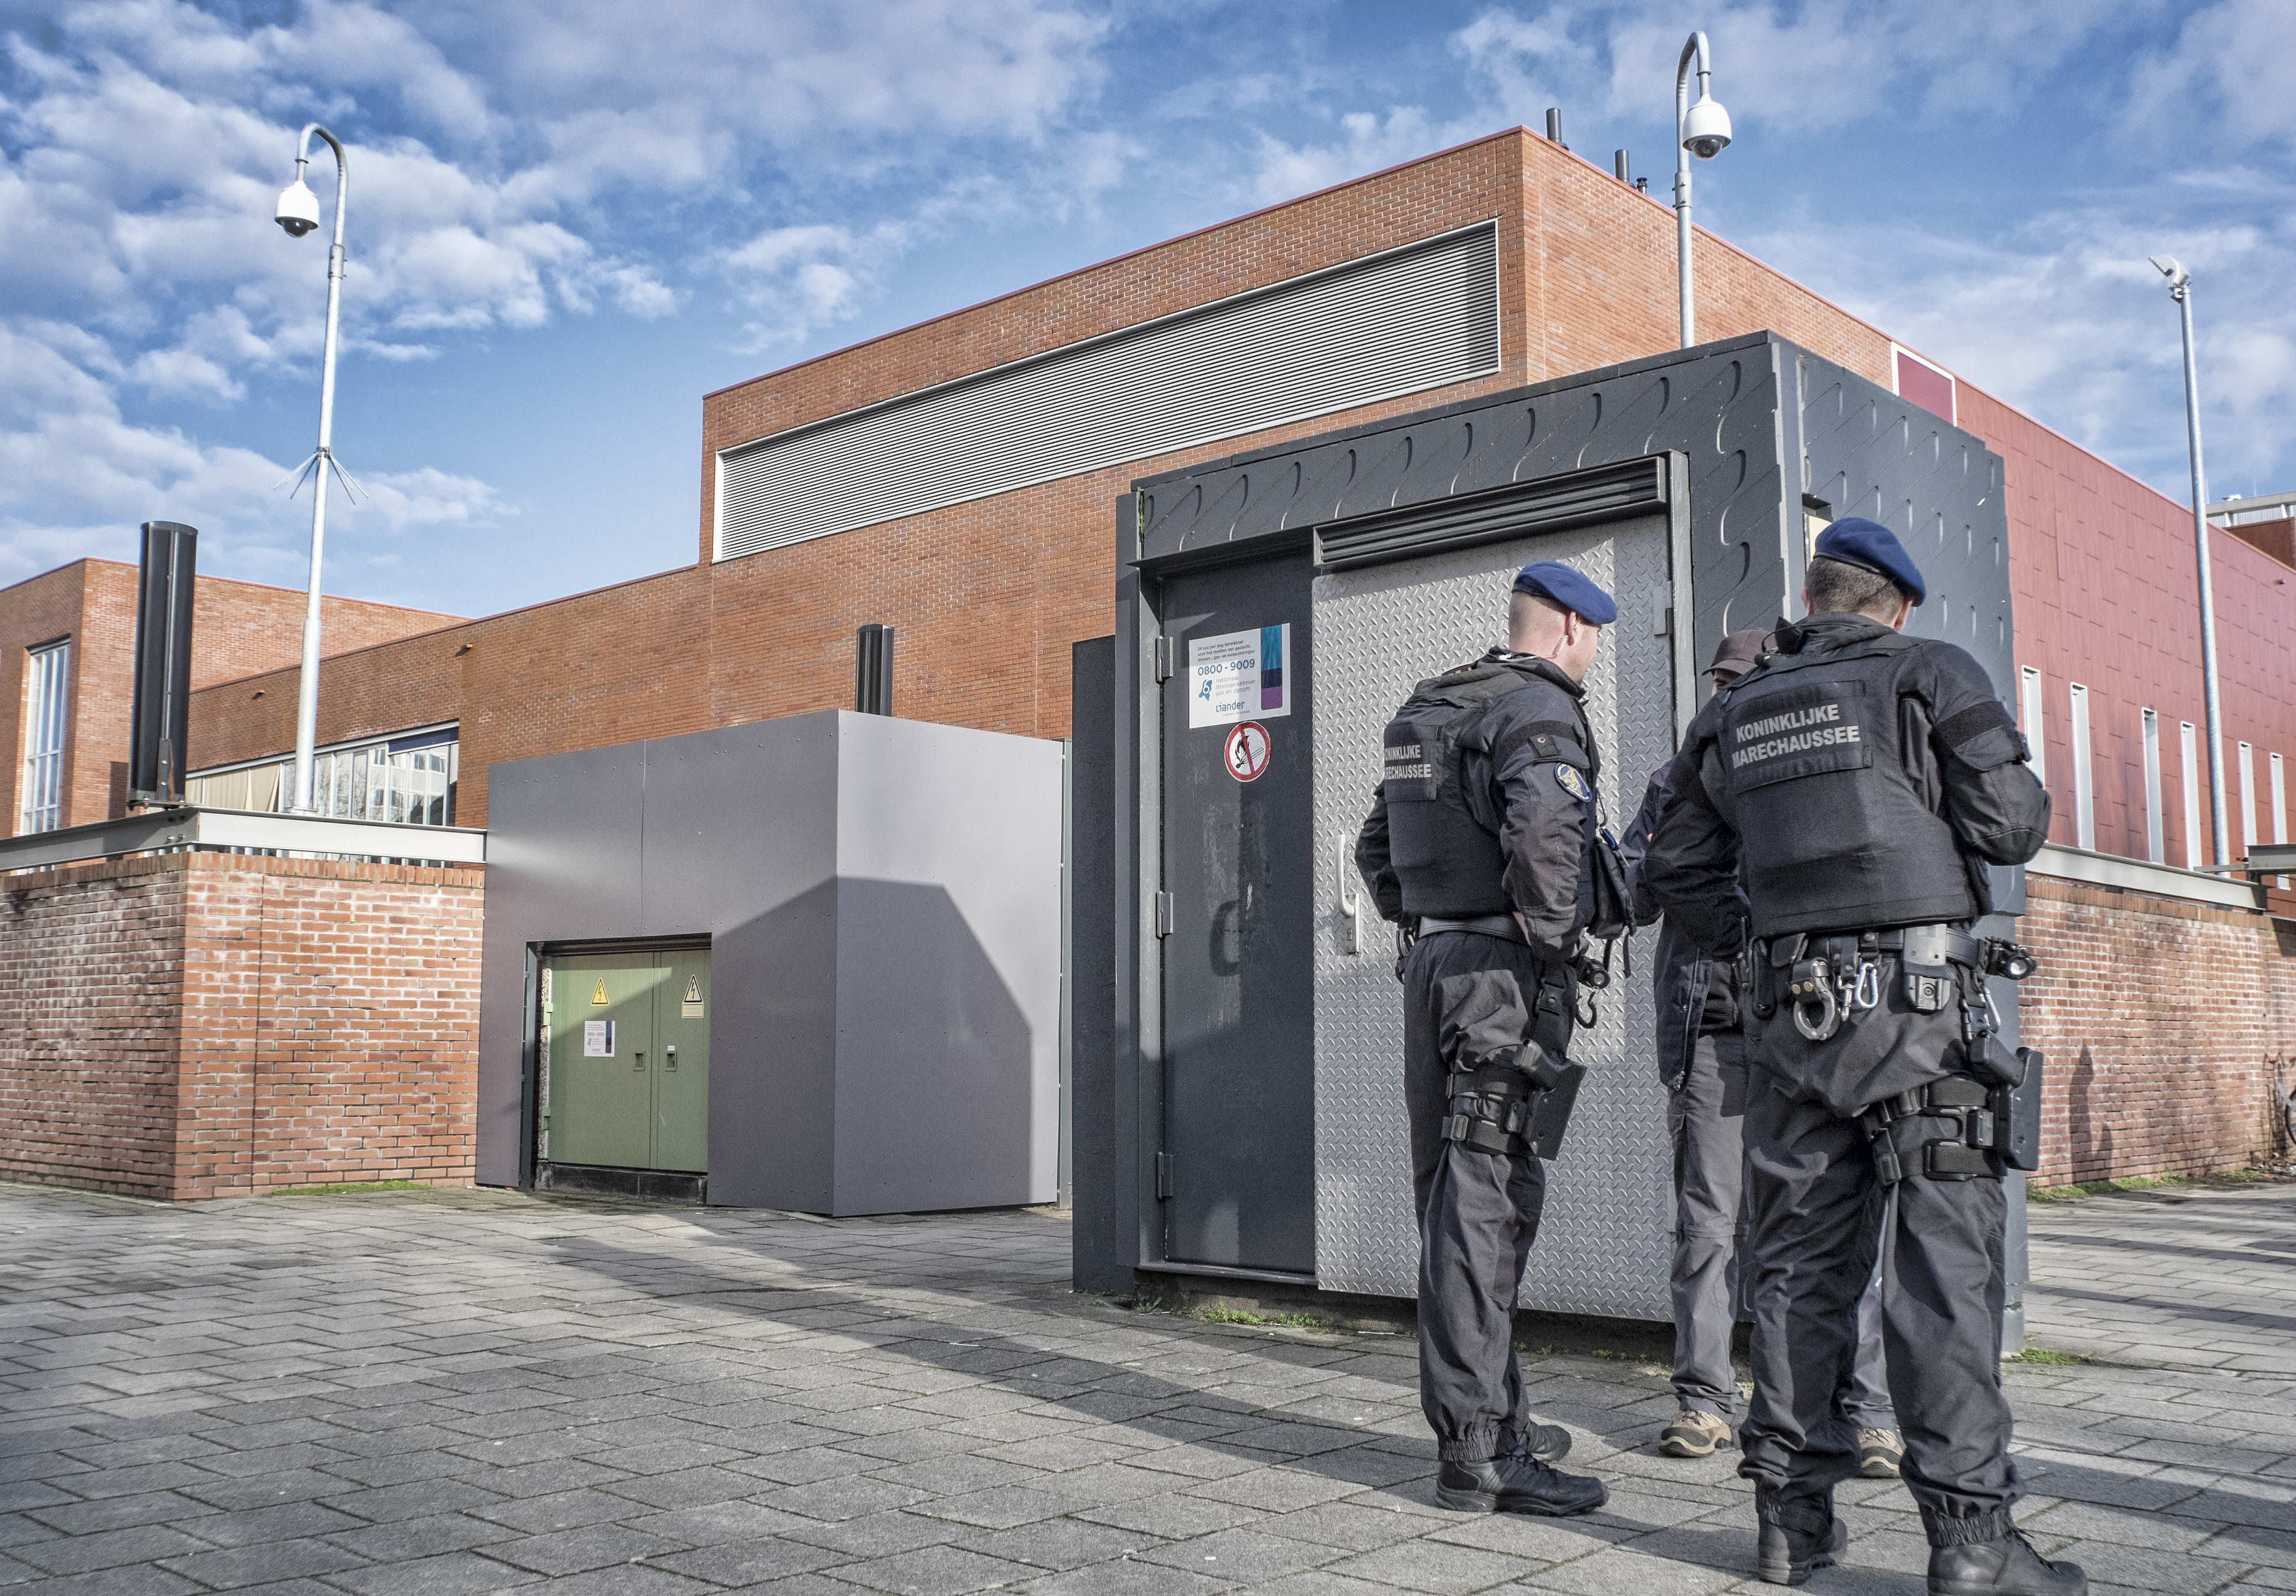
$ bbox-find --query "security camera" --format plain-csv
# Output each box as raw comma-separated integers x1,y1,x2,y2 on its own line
2149,255,2189,289
1681,93,1732,160
275,177,320,238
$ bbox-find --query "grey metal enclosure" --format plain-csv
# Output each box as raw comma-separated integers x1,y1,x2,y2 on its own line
1075,331,2033,1333
478,711,1065,1215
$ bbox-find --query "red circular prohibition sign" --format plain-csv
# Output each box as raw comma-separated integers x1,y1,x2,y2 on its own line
1225,721,1272,782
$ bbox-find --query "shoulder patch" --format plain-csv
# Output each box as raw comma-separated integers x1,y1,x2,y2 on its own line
1554,764,1593,802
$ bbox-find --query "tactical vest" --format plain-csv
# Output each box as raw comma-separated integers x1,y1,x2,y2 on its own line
1713,636,1981,938
1379,658,1591,919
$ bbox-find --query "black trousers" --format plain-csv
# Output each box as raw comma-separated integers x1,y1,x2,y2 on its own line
1739,1000,2020,1548
1402,929,1565,1463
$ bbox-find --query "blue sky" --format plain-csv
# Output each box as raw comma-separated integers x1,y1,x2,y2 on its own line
3,0,2289,620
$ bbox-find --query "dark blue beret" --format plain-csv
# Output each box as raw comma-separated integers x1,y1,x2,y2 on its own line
1512,560,1617,624
1813,517,1926,605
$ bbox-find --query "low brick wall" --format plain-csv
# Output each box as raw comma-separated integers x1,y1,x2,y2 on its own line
2019,874,2296,1186
0,851,483,1199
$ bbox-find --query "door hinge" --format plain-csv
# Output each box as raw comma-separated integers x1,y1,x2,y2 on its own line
1155,1151,1173,1200
1154,891,1174,936
1153,636,1173,682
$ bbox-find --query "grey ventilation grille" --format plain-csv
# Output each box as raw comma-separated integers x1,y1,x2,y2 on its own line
714,221,1502,563
1317,457,1667,572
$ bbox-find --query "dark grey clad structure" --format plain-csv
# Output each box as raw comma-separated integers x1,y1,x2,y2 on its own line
1074,332,2034,1336
480,711,1064,1214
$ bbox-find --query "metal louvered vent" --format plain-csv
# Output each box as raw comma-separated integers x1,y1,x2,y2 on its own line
1316,457,1668,572
714,221,1502,563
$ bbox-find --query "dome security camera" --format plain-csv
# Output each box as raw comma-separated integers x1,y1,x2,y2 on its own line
276,177,320,238
1681,93,1732,160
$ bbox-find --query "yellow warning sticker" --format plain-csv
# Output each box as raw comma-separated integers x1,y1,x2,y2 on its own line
681,975,704,1020
591,977,609,1006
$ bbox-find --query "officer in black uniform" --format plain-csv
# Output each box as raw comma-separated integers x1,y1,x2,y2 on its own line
1354,560,1616,1519
1625,631,1902,1475
1644,520,2081,1595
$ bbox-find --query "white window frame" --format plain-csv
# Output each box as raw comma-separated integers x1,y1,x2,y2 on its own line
19,638,70,835
2068,683,2095,851
2272,751,2288,888
2141,708,2164,865
2180,721,2202,870
2019,666,2047,789
2239,740,2258,852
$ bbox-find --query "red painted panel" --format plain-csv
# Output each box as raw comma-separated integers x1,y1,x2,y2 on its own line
1895,350,1955,423
1958,384,2296,872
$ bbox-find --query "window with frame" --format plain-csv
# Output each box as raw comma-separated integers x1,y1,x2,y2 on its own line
19,639,70,835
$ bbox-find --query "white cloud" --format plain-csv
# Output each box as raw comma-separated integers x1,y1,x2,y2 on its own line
0,0,1108,588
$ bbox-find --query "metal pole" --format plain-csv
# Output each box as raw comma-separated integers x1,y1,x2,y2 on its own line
289,124,347,816
2175,279,2231,866
1674,33,1708,348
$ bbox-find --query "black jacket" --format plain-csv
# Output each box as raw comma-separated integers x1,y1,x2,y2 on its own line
1624,759,1732,1091
1357,651,1598,960
1645,613,2051,956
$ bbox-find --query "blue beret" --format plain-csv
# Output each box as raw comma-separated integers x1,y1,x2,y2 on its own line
1813,517,1926,605
1511,560,1617,624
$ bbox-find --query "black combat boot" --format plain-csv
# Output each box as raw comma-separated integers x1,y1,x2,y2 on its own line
1435,1451,1607,1515
1755,1488,1845,1586
1928,1530,2087,1595
1513,1421,1573,1464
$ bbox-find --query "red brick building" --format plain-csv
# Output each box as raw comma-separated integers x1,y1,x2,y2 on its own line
7,127,2293,1189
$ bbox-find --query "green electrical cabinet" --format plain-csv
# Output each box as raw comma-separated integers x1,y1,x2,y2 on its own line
541,950,710,1173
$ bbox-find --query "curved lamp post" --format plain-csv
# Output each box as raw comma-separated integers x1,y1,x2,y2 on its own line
1674,32,1733,347
2150,254,2231,868
273,124,349,816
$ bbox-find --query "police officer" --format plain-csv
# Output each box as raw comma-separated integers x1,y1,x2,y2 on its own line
1644,521,2079,1594
1625,631,1903,1475
1354,560,1615,1518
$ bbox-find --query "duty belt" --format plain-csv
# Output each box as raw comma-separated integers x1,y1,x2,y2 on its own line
1755,923,2038,1043
1418,914,1525,942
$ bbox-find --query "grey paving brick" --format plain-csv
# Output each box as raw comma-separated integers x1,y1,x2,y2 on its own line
14,1525,216,1577
320,1549,543,1596
648,1533,850,1585
154,1535,371,1586
833,1543,1042,1595
952,1515,1156,1570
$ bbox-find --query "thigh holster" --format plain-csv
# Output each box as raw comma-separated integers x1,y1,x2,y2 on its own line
1442,1042,1587,1162
1858,1051,2043,1185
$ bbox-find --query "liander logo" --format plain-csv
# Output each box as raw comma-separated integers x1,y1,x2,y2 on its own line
1731,700,1863,769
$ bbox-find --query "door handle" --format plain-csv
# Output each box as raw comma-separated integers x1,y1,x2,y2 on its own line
1335,831,1361,955
664,1043,678,1072
634,1049,646,1073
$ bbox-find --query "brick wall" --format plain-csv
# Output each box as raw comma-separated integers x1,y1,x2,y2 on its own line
2019,874,2296,1185
0,559,461,834
0,850,483,1199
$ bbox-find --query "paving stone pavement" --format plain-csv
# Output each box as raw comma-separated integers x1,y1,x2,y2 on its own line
2,1178,2294,1596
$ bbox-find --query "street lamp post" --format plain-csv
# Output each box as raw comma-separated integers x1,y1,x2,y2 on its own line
2151,255,2231,869
273,124,349,816
1673,32,1733,348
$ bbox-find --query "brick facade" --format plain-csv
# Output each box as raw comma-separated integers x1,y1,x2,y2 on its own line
0,559,459,835
0,851,483,1199
164,129,2294,852
2020,874,2295,1185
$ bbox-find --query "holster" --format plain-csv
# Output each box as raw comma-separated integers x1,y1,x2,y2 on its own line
1440,1039,1587,1162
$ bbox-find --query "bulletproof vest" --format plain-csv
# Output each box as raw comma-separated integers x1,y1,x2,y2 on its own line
1714,635,1980,938
1379,658,1589,918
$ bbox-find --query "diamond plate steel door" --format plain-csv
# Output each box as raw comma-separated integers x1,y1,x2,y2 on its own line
1312,512,1680,1319
1158,552,1316,1275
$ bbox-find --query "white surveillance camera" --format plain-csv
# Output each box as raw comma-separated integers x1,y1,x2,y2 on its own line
2149,255,2188,288
1681,94,1732,160
275,178,320,238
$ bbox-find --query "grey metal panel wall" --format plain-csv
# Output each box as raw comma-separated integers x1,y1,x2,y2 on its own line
478,712,1061,1215
1068,636,1129,1293
478,741,648,1187
645,716,841,1212
833,714,1063,1213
